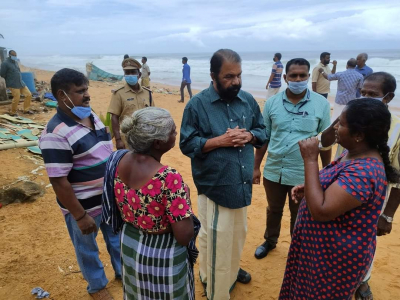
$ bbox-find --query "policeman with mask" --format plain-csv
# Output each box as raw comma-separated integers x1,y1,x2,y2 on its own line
107,58,154,149
253,58,332,260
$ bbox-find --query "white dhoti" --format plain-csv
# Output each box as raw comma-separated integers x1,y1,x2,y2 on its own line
197,194,248,300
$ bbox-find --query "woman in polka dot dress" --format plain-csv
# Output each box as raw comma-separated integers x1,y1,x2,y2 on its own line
279,99,399,300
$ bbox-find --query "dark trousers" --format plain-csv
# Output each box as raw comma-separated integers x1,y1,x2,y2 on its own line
180,81,192,102
263,178,300,246
318,93,328,99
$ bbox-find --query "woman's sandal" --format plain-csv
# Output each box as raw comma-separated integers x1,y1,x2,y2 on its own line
355,282,373,300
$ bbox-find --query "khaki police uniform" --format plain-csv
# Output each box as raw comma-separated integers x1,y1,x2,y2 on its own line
107,58,155,123
108,83,154,123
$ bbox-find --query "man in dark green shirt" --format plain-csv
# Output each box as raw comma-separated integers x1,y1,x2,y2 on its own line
0,50,33,115
180,49,267,299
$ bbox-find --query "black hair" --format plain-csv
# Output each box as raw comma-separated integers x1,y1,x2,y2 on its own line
285,58,310,74
210,49,241,76
142,56,147,62
275,53,282,60
347,58,357,68
364,72,397,96
51,68,89,100
320,52,330,60
123,54,129,59
346,98,399,183
182,57,188,62
9,50,15,55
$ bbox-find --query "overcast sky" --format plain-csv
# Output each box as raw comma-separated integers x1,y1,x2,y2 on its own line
1,0,400,55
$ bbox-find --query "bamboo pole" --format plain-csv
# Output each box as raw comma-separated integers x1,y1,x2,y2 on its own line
0,140,38,150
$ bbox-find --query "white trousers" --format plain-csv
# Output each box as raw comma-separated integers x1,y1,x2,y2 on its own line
332,102,346,121
197,194,248,300
267,87,280,99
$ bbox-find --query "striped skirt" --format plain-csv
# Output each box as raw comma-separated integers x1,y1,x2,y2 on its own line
121,223,194,300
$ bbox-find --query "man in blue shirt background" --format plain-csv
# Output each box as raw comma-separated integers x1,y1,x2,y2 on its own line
355,53,373,97
178,56,193,103
266,53,284,99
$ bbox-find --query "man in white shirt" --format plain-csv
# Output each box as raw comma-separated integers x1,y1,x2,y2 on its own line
141,57,151,88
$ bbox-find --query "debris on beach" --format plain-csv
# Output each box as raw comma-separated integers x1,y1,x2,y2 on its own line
0,115,45,154
153,87,179,95
31,287,50,299
86,62,123,83
0,181,45,206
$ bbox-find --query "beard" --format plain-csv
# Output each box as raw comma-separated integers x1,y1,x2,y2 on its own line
215,77,241,101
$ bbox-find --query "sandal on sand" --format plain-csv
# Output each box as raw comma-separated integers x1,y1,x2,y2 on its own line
90,288,114,300
355,282,373,300
23,110,34,115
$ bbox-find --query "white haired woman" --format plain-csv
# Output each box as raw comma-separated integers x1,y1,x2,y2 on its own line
101,107,200,300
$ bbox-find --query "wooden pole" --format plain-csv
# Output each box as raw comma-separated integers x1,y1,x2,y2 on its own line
0,140,38,150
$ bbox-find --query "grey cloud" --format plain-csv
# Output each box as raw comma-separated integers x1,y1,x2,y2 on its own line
0,0,399,55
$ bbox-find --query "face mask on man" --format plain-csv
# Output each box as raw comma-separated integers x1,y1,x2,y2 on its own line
361,93,389,102
125,75,138,86
63,91,92,119
288,80,308,94
10,56,18,62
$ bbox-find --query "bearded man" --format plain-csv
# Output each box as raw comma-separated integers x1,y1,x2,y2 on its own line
180,49,267,299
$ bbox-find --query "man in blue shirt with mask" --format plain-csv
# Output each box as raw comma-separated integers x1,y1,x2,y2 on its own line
178,57,193,103
253,58,332,259
0,50,33,116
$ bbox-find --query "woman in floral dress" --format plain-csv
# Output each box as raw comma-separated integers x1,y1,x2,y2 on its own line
102,107,199,300
279,99,399,300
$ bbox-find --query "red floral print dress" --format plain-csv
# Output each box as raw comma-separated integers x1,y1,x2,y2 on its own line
114,165,193,232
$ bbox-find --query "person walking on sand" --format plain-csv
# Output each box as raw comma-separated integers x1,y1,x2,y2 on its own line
311,52,337,99
39,68,121,300
266,53,284,99
180,49,267,299
0,50,33,116
178,57,192,103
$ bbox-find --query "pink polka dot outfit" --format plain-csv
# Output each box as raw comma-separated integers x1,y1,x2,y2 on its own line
279,154,387,300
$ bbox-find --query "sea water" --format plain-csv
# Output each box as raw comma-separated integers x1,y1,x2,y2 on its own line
21,50,400,105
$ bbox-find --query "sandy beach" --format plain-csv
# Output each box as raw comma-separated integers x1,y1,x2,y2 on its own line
0,68,399,300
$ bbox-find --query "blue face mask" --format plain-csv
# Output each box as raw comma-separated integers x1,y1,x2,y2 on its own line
125,75,138,86
10,56,18,61
359,93,389,102
288,80,308,94
63,91,92,119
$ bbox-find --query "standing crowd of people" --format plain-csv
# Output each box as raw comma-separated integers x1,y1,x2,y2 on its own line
0,47,395,300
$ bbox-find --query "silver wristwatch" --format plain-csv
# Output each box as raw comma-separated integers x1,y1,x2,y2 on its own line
381,214,393,223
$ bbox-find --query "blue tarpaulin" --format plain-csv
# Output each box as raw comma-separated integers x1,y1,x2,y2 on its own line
86,63,123,82
44,93,57,101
